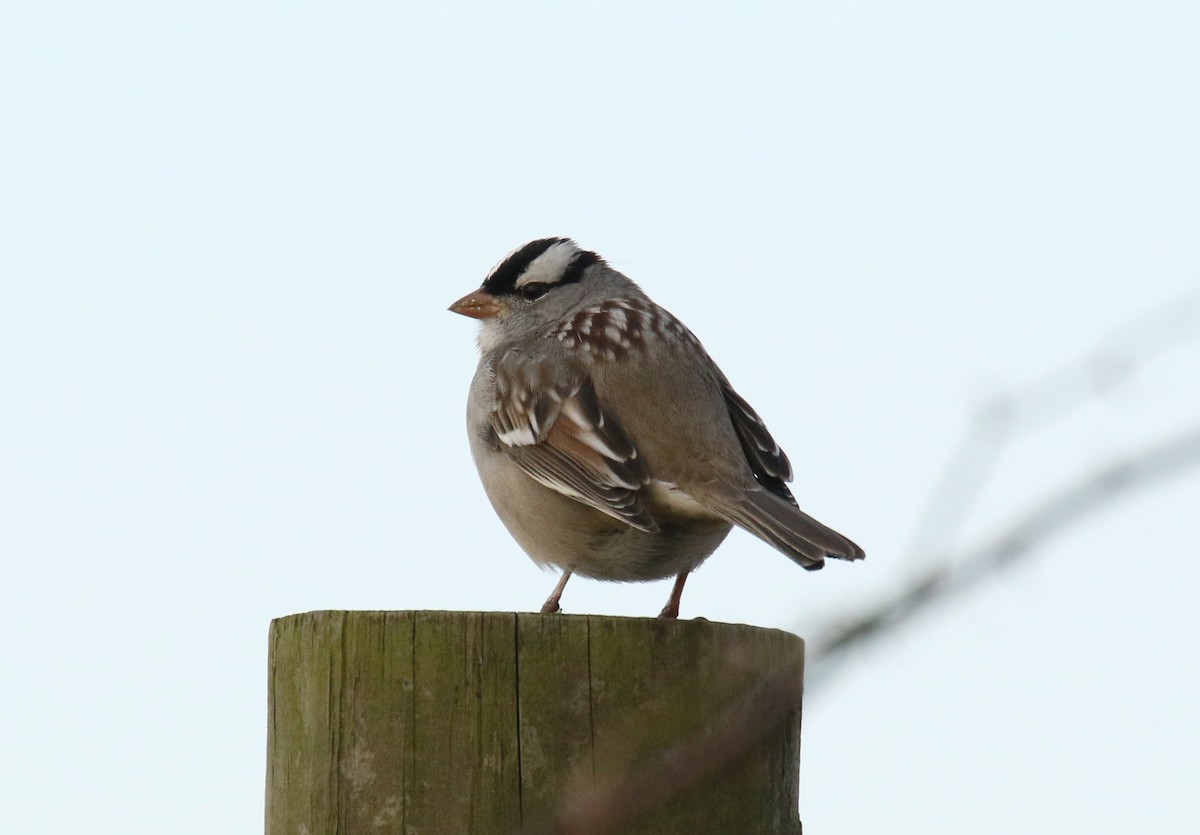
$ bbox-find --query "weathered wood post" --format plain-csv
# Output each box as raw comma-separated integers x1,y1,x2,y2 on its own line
266,611,805,834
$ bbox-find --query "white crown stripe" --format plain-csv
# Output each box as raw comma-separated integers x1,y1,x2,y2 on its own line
513,240,583,289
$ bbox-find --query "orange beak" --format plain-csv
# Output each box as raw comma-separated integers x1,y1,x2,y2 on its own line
448,288,506,320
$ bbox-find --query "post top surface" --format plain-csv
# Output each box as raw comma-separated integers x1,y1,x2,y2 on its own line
270,609,804,646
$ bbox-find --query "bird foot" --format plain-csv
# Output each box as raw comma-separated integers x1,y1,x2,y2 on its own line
539,570,571,614
656,571,689,619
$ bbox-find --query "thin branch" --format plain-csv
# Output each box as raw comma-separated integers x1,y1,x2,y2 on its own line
807,423,1200,688
905,294,1199,562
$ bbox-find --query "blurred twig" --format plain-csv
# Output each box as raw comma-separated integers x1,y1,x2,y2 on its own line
807,423,1200,688
906,294,1200,562
807,294,1199,688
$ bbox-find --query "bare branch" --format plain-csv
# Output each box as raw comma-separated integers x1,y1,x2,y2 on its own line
807,423,1200,688
905,294,1199,562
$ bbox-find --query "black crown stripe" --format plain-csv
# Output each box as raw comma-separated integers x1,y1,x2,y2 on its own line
559,250,601,286
482,238,566,295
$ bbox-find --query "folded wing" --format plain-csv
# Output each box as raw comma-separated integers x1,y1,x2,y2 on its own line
490,350,659,532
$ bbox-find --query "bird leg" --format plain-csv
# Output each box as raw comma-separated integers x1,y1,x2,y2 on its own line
540,570,572,614
657,572,689,619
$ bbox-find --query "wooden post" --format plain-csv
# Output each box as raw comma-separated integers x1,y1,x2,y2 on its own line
266,611,805,835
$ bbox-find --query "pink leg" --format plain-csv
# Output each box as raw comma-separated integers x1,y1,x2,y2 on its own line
540,570,572,614
658,572,689,619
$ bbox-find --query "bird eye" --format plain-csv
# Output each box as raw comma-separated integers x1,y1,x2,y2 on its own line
518,283,551,300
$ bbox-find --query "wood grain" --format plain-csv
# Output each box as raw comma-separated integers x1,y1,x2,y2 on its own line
266,611,804,835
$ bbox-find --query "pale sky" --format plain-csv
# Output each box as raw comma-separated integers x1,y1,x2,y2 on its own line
3,2,1198,833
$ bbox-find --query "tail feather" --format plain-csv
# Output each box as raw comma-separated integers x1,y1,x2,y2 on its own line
712,489,864,571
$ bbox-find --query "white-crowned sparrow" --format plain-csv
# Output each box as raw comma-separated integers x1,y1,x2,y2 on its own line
450,238,863,617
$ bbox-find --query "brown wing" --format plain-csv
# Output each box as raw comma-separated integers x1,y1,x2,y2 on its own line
707,372,864,567
716,370,797,505
490,349,659,532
